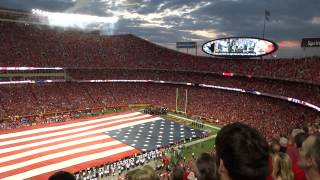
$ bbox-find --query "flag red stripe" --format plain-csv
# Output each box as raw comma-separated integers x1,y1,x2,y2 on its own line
0,111,135,135
0,133,104,157
0,143,129,179
0,113,145,142
0,138,115,167
29,149,140,180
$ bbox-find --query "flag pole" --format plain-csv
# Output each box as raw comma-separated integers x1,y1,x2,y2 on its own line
175,88,179,112
184,89,188,114
262,12,266,38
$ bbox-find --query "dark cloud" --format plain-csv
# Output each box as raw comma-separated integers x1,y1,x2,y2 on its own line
114,18,189,43
192,0,320,40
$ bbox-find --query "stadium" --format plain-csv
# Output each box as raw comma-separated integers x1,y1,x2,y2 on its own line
0,4,319,180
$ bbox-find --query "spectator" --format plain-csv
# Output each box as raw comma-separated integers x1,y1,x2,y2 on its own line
288,129,305,162
142,165,160,180
125,165,159,180
286,129,306,180
126,169,142,180
171,166,184,180
272,152,294,180
293,132,309,180
280,137,289,153
297,134,320,180
48,171,76,180
215,122,269,180
295,133,309,149
271,141,281,155
267,141,282,180
196,153,217,180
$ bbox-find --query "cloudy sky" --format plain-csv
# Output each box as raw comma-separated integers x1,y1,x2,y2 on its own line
0,0,320,58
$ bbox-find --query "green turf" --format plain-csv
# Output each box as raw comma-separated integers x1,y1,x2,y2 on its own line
164,112,220,162
182,138,216,160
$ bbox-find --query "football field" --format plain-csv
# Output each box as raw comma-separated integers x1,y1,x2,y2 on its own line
0,111,205,180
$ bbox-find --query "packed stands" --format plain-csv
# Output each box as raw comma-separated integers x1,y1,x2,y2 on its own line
0,21,320,83
67,69,320,106
0,82,318,139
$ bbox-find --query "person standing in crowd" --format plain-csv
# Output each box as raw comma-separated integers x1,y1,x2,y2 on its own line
293,132,308,180
272,152,294,180
287,129,305,180
48,171,76,180
267,141,281,180
298,134,320,180
280,136,289,153
196,153,217,180
125,165,159,180
288,129,305,162
215,122,269,180
143,165,160,180
170,166,184,180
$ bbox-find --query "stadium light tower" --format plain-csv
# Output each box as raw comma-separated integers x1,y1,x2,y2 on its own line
262,10,270,38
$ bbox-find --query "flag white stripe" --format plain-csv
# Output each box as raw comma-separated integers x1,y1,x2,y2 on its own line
0,112,141,139
0,140,122,173
0,117,161,154
1,146,135,180
0,135,109,163
0,114,151,146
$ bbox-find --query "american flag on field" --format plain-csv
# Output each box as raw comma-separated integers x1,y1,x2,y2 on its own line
106,119,204,152
0,111,204,180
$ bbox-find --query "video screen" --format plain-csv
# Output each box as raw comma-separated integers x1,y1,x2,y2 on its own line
202,38,277,57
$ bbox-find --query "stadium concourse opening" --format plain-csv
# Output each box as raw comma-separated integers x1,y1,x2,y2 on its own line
0,7,319,180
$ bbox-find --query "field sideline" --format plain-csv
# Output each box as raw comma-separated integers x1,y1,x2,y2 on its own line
166,113,221,160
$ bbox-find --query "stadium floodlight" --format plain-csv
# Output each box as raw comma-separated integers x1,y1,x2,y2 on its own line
31,9,119,30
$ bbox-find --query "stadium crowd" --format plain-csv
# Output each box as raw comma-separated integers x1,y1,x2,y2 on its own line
0,21,320,83
0,20,320,180
67,69,320,106
0,82,319,140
